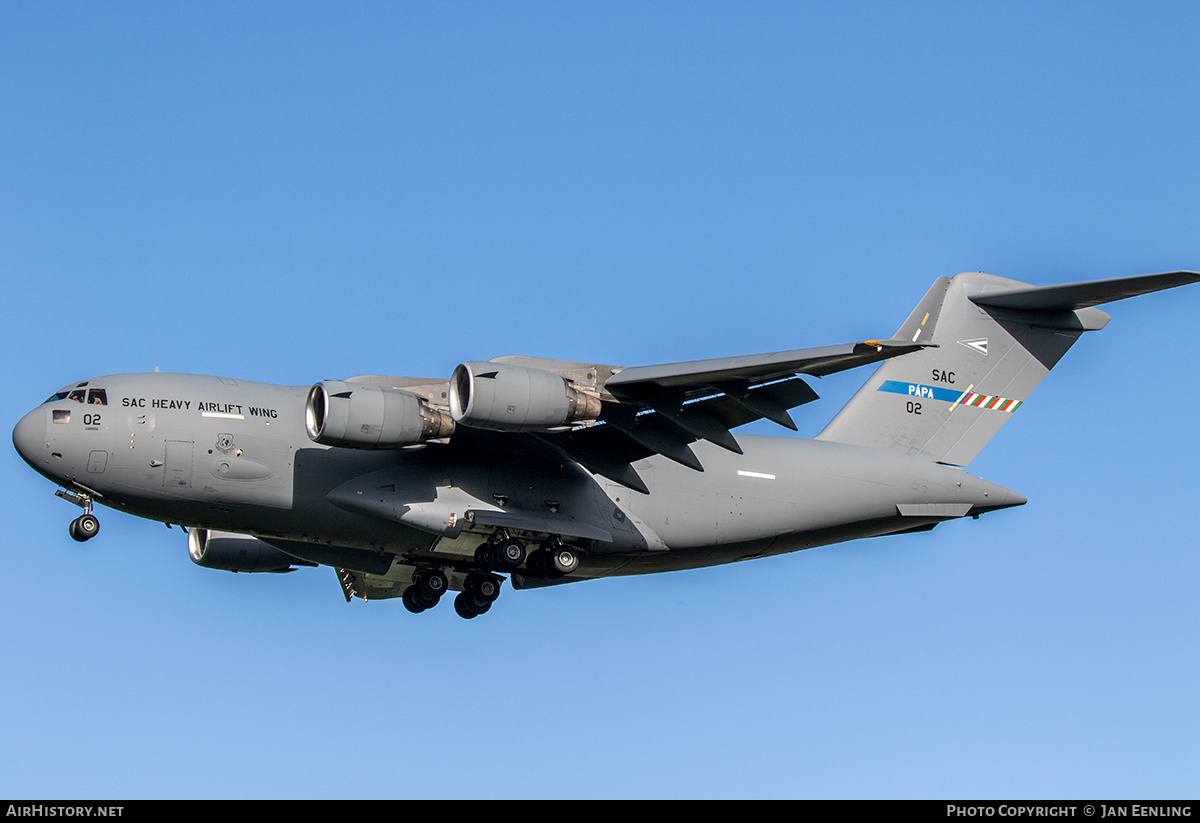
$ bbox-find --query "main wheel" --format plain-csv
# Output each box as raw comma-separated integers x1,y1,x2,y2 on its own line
402,585,438,613
466,573,501,603
526,548,549,578
454,591,483,619
402,586,426,613
547,545,579,578
414,568,447,600
493,537,526,570
474,542,497,570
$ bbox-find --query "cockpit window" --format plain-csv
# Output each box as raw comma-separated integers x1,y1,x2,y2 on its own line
44,386,107,405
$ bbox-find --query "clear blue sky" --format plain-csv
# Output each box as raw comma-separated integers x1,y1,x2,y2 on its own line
2,2,1197,799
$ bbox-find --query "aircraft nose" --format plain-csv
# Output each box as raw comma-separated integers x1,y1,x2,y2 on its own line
1004,489,1029,508
12,407,46,468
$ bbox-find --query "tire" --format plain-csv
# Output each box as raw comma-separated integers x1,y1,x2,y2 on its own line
494,537,526,570
549,546,579,577
416,569,447,599
467,574,500,603
70,514,99,542
474,542,495,570
402,586,429,613
454,591,480,619
527,548,549,578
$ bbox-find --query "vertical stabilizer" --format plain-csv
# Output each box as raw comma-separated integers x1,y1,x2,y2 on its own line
816,272,1103,465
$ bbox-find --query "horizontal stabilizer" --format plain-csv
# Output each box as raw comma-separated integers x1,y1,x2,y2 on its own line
970,271,1199,311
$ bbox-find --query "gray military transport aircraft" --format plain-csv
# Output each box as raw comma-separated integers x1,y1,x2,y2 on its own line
12,271,1198,618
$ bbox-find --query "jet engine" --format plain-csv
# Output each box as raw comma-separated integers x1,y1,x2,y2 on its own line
187,528,301,573
449,361,602,431
305,380,455,449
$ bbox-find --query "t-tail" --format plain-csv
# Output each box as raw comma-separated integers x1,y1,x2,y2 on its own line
816,270,1199,465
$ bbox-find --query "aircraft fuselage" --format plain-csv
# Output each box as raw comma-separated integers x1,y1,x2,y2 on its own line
13,371,1023,584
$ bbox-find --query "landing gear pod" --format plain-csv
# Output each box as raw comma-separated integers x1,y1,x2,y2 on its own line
305,381,455,449
449,362,601,432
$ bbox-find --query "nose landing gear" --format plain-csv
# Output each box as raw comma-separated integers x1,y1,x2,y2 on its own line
55,485,101,543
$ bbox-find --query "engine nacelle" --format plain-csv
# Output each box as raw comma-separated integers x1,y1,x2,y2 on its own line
187,528,299,573
305,380,455,449
449,361,601,431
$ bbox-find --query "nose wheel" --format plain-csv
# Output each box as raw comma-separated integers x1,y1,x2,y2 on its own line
56,486,101,543
69,513,100,542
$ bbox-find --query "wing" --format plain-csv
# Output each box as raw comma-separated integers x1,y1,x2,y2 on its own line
332,284,949,493
541,335,933,493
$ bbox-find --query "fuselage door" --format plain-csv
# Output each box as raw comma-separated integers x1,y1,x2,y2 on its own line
87,450,108,474
164,440,193,489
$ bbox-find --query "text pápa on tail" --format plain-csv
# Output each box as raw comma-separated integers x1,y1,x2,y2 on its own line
13,271,1198,618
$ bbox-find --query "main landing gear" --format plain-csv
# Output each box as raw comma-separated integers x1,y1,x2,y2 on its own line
401,567,502,619
476,531,581,580
401,530,586,620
